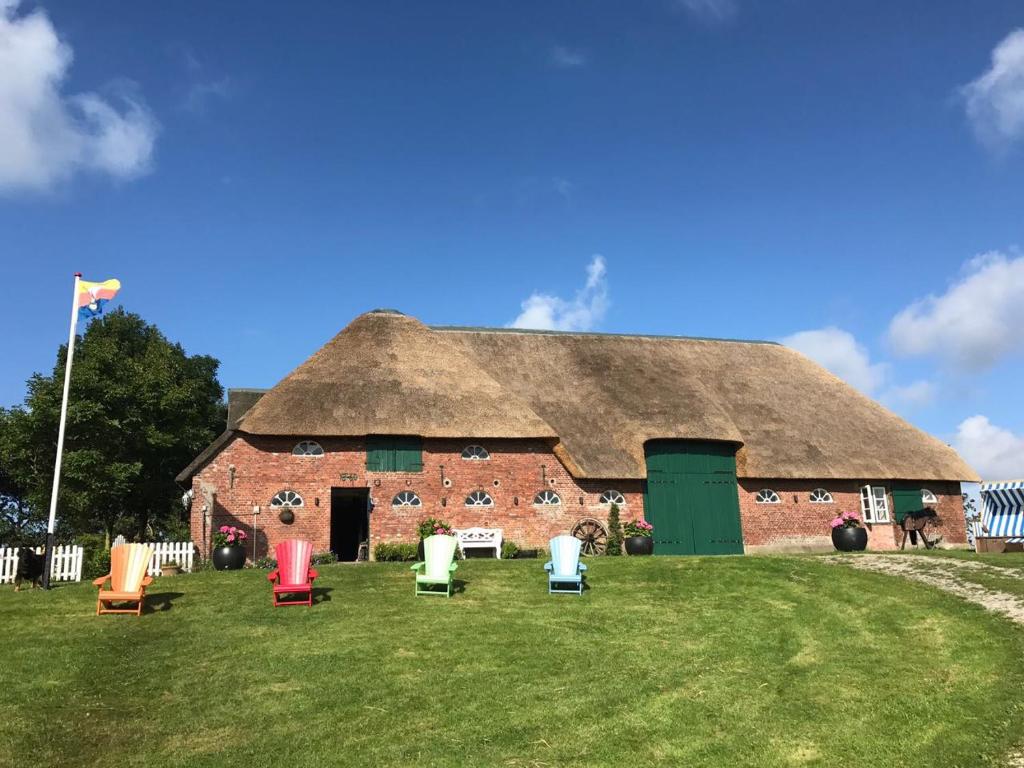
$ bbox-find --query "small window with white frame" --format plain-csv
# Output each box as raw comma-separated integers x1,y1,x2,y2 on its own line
809,488,833,504
271,490,304,508
860,485,890,523
461,445,490,460
921,489,938,505
533,490,561,506
755,489,781,504
600,490,626,506
465,490,494,507
292,440,324,456
392,491,422,507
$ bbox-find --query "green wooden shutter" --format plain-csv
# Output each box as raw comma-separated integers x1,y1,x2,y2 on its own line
366,436,422,472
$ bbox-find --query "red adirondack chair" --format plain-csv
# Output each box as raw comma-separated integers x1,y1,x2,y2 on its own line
267,539,318,607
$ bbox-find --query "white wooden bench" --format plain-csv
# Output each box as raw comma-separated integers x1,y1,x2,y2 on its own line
454,527,503,559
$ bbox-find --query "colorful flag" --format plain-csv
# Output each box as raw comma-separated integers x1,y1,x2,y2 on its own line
77,278,121,319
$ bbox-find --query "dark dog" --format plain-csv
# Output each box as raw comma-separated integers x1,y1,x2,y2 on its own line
14,548,44,591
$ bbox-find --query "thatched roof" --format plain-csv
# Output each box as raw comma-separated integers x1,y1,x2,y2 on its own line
218,309,978,482
236,310,557,441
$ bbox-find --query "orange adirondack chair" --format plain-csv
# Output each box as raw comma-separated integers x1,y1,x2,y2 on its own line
267,539,318,607
93,543,154,616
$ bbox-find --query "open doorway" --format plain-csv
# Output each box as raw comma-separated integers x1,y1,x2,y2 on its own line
330,488,369,561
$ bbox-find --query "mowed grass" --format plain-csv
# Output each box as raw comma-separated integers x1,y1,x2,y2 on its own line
2,556,1023,768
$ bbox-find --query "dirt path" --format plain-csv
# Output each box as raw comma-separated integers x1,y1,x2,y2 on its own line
823,554,1024,627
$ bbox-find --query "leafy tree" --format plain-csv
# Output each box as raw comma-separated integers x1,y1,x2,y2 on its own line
3,310,224,545
606,502,623,556
0,409,45,545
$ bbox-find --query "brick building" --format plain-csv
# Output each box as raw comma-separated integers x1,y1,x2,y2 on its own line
178,309,977,560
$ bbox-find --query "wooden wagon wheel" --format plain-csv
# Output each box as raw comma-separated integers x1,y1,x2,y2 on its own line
572,518,608,556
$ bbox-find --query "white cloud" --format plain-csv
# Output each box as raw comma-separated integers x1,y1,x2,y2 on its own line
183,77,230,114
954,415,1024,481
552,176,575,204
0,0,157,193
676,0,738,24
961,29,1024,152
549,45,587,69
780,327,888,395
510,255,608,332
888,251,1024,370
880,380,936,409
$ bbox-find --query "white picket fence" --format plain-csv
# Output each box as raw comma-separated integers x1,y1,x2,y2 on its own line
143,541,195,576
0,545,84,585
0,541,196,584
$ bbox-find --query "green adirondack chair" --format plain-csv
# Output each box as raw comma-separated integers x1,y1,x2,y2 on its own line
411,535,458,597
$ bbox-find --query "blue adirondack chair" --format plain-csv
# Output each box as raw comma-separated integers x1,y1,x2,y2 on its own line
545,535,587,595
411,534,458,597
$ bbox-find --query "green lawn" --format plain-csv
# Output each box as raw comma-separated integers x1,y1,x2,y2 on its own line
2,556,1023,768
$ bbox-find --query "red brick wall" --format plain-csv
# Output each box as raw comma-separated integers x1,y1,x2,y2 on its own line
190,436,644,560
738,479,966,553
188,435,967,559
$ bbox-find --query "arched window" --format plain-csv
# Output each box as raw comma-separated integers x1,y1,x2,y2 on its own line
392,491,422,507
461,445,490,460
271,490,303,508
465,490,494,507
292,440,324,456
533,490,561,506
921,489,938,504
755,489,781,504
809,488,833,504
599,490,626,506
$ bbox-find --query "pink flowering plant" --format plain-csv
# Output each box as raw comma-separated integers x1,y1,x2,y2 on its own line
417,517,453,538
830,512,862,530
212,525,248,548
624,520,654,538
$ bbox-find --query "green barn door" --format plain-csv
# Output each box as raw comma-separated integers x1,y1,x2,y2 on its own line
643,441,744,555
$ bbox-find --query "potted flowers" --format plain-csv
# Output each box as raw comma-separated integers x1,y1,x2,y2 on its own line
416,517,453,560
830,512,867,552
211,525,248,570
624,519,655,555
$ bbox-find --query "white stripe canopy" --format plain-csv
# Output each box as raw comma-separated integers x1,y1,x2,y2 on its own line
980,480,1024,539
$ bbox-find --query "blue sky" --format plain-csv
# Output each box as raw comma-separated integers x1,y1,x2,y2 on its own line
1,0,1023,479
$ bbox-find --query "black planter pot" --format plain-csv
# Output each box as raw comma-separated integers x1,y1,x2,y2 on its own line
417,539,425,561
211,545,246,570
625,535,654,555
831,526,868,552
278,509,295,524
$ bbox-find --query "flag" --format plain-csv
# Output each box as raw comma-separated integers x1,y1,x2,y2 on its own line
77,278,121,319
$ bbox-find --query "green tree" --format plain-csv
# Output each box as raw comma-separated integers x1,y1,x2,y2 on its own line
0,409,44,545
606,502,623,556
3,310,224,545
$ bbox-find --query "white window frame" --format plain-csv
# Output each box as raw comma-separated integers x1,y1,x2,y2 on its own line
461,445,490,461
533,490,561,506
809,488,833,504
465,490,494,507
392,491,422,507
271,490,304,508
599,490,626,506
292,440,324,457
921,489,938,505
860,485,890,523
755,489,781,504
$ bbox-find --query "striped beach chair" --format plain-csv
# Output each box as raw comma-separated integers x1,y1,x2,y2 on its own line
977,480,1024,551
93,543,154,616
268,539,318,607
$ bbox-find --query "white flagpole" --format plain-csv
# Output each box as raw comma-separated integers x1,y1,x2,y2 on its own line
43,272,82,589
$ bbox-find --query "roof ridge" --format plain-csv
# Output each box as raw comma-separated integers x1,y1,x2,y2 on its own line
430,324,779,345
